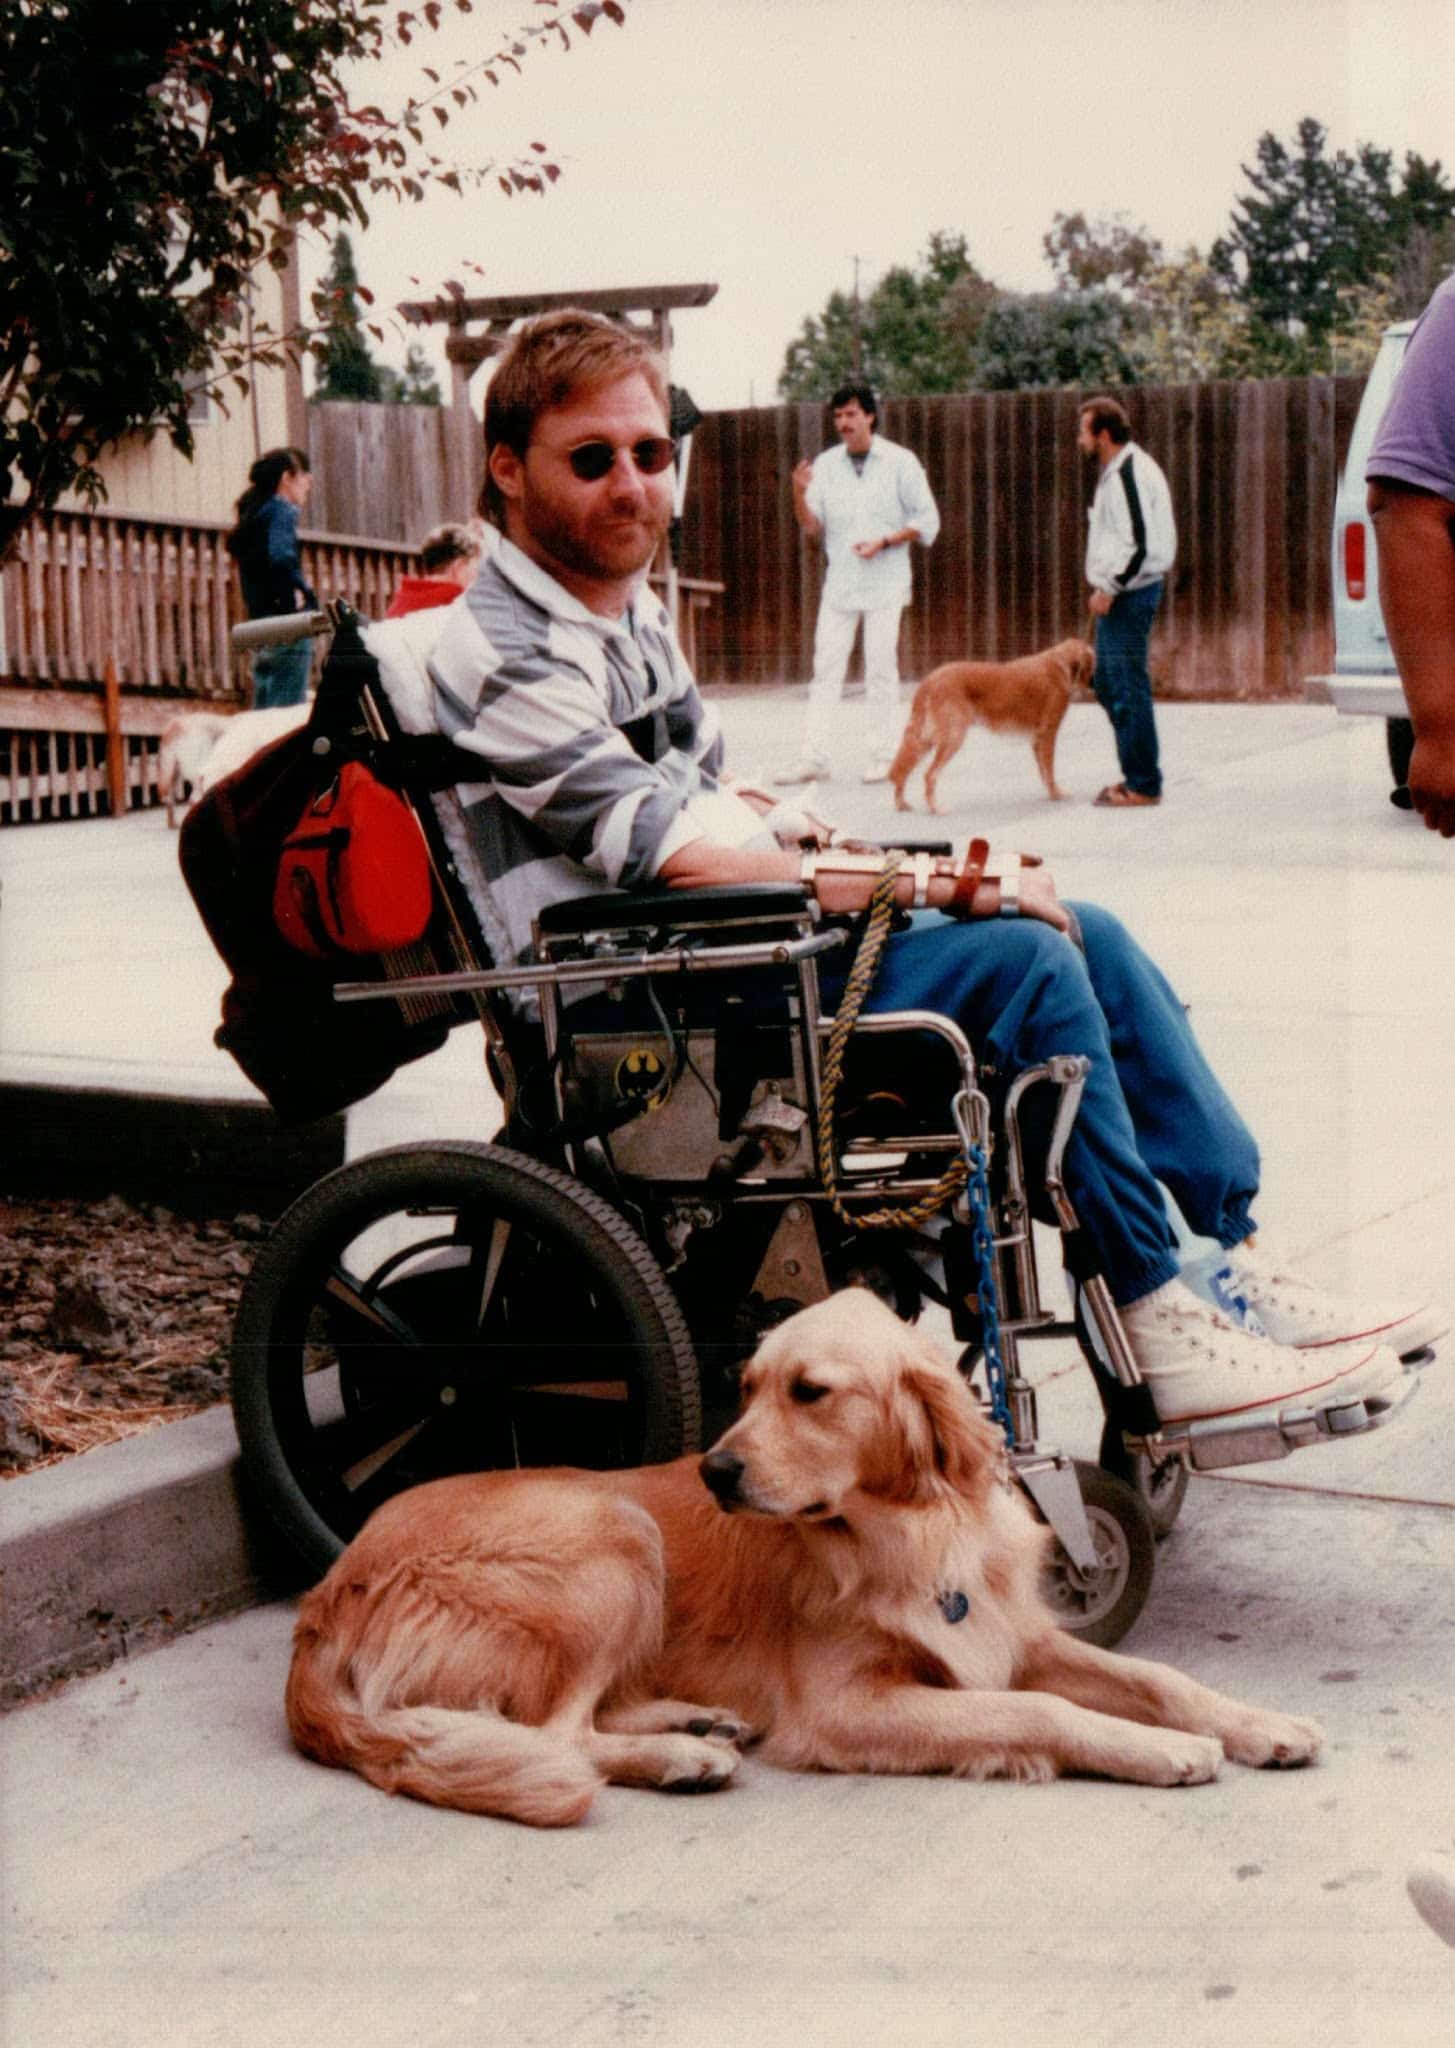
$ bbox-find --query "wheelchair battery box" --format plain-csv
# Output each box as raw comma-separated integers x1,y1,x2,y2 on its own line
560,1018,810,1182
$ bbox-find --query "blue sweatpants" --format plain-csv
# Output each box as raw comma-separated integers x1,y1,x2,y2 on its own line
836,903,1260,1306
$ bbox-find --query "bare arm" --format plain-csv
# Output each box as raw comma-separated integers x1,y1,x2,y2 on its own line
656,836,1070,930
1368,478,1455,836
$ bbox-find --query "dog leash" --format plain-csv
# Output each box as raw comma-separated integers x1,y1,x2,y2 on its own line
815,851,1013,1439
815,852,968,1230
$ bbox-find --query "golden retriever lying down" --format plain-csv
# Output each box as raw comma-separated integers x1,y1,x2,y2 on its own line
286,1291,1321,1826
889,637,1096,812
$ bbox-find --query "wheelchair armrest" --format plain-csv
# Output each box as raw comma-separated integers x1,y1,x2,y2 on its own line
536,883,811,936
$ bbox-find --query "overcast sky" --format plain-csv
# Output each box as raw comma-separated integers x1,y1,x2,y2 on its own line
321,0,1455,412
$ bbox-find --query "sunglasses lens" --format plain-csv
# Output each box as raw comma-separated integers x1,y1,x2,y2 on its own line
632,438,677,474
567,442,615,481
564,438,677,481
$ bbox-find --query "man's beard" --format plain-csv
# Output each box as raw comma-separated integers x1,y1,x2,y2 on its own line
523,496,669,586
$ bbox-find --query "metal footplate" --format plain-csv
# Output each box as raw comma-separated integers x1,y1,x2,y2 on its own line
1142,1358,1425,1473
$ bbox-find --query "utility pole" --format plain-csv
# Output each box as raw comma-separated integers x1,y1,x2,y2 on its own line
851,254,862,372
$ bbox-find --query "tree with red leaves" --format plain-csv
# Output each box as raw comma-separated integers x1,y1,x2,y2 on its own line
0,0,631,557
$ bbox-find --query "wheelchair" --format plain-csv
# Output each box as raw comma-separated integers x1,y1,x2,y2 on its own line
227,604,1424,1647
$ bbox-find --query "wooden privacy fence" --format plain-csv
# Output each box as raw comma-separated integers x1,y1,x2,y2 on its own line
306,399,482,545
1,509,416,824
679,375,1365,698
0,370,1370,821
298,373,1364,698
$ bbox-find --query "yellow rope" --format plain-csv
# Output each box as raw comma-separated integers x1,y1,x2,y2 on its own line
816,852,969,1231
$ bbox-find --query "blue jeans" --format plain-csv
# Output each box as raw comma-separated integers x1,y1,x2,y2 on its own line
832,903,1259,1306
251,641,313,710
1094,580,1163,797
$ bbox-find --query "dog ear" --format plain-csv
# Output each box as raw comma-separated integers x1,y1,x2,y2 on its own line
906,1367,1000,1499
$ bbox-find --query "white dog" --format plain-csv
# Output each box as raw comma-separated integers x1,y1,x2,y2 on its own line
156,712,230,828
156,704,311,827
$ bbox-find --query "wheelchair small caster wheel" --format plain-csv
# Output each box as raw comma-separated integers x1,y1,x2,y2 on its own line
1041,1460,1155,1648
1098,1419,1190,1539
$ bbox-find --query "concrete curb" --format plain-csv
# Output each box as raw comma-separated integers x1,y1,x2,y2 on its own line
2,1080,344,1212
0,1404,300,1709
1,1080,335,1707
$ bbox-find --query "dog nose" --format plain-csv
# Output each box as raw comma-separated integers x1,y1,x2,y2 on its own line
699,1448,745,1502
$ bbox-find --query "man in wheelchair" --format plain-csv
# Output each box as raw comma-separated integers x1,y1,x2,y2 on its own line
380,306,1444,1434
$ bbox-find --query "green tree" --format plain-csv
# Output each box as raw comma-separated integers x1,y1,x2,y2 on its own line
777,232,995,400
0,0,631,557
378,342,444,407
971,292,1145,392
1043,210,1165,296
1211,117,1455,364
1129,250,1250,383
311,232,385,402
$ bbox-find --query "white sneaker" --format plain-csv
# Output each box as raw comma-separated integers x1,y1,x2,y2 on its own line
1408,1854,1455,1949
773,756,828,786
1121,1279,1403,1427
861,759,891,784
1183,1243,1447,1360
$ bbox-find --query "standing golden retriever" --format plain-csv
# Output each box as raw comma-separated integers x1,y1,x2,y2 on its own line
285,1291,1321,1826
888,637,1095,812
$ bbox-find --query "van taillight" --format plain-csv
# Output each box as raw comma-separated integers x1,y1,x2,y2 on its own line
1344,521,1367,601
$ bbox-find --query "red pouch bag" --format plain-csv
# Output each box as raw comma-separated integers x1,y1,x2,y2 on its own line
273,761,434,958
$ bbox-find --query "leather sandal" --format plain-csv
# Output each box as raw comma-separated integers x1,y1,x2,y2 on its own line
1094,782,1161,808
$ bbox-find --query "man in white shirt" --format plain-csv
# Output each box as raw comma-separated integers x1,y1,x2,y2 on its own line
1079,395,1177,808
778,382,940,785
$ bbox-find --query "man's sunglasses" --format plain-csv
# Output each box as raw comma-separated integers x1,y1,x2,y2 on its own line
560,436,677,482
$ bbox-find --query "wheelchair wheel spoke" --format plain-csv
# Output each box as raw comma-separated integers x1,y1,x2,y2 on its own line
338,1414,433,1494
463,1211,513,1331
322,1265,424,1348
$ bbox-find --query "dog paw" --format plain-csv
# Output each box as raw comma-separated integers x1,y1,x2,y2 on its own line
656,1735,741,1794
683,1710,758,1747
1222,1711,1324,1770
1138,1732,1224,1787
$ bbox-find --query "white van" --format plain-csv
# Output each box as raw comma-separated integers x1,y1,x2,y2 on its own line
1308,318,1416,798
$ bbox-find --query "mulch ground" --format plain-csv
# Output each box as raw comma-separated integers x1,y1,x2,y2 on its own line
0,1193,267,1475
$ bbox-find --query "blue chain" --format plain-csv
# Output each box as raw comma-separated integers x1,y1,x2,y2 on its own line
965,1140,1013,1443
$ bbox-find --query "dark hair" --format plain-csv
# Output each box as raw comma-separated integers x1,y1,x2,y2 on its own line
830,382,878,427
418,522,484,573
227,447,310,554
480,309,669,523
1078,395,1131,445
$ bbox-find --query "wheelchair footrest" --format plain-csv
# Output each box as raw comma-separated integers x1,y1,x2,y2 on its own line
1148,1361,1422,1472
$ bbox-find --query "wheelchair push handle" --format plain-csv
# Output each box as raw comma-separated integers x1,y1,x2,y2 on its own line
231,607,334,653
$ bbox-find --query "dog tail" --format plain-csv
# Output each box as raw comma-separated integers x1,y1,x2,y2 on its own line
286,1602,600,1828
887,684,931,791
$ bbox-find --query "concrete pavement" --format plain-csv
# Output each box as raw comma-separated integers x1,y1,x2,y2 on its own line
3,689,1455,2044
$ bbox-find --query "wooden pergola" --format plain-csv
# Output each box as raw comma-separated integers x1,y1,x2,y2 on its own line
398,282,718,513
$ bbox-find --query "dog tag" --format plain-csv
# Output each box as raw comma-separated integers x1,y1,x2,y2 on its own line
937,1588,970,1625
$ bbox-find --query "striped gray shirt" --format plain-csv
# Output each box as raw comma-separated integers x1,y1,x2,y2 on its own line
413,538,771,970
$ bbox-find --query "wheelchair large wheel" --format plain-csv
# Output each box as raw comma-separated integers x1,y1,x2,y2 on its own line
232,1141,700,1576
1040,1460,1155,1649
